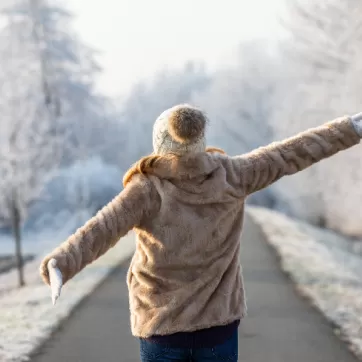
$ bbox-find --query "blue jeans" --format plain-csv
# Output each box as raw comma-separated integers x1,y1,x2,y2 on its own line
139,330,238,361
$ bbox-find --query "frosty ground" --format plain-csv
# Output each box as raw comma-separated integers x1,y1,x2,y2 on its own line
0,229,136,362
1,206,362,362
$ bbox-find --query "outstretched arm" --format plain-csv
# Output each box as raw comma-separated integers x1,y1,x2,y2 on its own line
39,174,159,286
231,115,362,195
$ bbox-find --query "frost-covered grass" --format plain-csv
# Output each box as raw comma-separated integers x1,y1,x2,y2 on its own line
0,232,136,362
248,206,362,360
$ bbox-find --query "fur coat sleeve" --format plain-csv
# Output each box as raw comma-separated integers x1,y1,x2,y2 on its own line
231,116,361,195
39,174,158,285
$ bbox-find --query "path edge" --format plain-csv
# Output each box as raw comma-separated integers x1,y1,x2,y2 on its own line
247,206,362,361
25,233,136,362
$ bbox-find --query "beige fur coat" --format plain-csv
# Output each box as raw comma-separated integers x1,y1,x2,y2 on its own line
40,116,360,338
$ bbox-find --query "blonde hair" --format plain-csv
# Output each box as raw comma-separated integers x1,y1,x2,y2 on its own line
123,147,225,186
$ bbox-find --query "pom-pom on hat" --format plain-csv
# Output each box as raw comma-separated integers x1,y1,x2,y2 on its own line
152,104,207,155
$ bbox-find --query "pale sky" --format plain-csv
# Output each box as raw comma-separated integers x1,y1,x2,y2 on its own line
66,0,284,98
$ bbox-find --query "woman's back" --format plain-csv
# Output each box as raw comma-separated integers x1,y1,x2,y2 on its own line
129,152,247,338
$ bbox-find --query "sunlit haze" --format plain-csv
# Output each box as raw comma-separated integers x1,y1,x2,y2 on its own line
66,0,284,98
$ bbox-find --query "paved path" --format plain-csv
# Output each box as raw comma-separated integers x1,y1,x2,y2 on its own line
31,213,358,362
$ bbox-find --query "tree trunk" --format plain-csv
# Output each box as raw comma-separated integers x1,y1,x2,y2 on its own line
12,199,24,287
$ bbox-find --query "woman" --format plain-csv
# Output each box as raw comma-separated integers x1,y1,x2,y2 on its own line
40,105,362,362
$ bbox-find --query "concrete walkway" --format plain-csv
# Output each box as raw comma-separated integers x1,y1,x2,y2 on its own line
31,213,358,362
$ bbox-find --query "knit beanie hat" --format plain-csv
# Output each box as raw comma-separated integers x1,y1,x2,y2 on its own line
152,104,207,155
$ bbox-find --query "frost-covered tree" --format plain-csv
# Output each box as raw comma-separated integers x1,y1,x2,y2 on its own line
271,0,362,235
0,0,110,286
